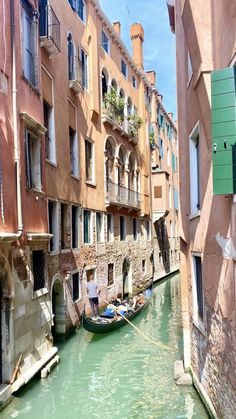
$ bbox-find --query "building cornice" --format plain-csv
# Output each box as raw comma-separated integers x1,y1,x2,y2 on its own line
27,233,52,242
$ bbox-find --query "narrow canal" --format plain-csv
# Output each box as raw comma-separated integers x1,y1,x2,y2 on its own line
2,274,209,419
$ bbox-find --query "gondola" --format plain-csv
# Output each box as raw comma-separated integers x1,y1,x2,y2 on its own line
81,295,150,334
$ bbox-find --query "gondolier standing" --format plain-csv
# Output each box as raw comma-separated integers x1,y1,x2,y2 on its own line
86,274,100,320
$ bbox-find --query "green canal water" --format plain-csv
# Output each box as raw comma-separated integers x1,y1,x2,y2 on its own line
2,274,209,419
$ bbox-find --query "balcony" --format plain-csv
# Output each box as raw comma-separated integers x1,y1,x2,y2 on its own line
102,102,140,144
69,59,82,94
39,3,60,55
105,180,141,211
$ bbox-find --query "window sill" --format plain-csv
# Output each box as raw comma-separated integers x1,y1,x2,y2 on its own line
46,159,58,168
73,297,82,303
26,187,46,197
32,287,48,300
22,74,40,96
189,211,201,221
86,180,96,187
71,174,80,181
49,250,60,255
61,248,72,253
192,316,207,337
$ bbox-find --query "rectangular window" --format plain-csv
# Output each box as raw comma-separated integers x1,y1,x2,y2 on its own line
132,76,137,88
159,252,162,264
43,100,56,164
61,203,70,249
71,205,79,248
133,218,137,241
85,139,94,182
146,220,151,241
77,0,86,22
120,216,126,241
192,255,204,321
189,123,200,215
25,130,42,191
48,200,59,251
22,1,37,86
71,271,80,302
158,138,164,159
101,30,109,53
107,214,114,242
163,250,167,263
121,59,127,78
80,48,88,89
68,0,77,11
69,127,78,176
32,250,45,292
108,263,114,286
96,212,104,243
83,209,91,243
142,259,146,272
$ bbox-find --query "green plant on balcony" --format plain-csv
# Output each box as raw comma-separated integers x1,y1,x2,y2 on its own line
127,114,143,138
104,88,125,125
149,132,155,150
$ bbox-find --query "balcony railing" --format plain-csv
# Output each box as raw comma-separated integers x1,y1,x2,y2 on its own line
105,180,141,210
102,102,139,144
39,3,60,55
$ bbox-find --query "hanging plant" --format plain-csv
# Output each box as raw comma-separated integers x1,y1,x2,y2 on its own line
149,132,155,149
104,88,125,124
127,114,143,138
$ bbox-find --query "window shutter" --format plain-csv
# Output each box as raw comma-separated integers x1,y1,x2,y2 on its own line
211,67,236,194
25,132,32,188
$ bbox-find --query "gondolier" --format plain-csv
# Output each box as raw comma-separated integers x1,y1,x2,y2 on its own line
86,274,100,320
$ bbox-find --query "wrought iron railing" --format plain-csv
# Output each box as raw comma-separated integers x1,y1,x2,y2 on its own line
39,3,60,54
105,180,141,209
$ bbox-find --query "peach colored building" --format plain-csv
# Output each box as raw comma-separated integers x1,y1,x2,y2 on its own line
147,70,179,279
168,0,236,416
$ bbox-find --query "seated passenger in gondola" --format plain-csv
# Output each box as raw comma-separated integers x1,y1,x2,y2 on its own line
110,293,122,306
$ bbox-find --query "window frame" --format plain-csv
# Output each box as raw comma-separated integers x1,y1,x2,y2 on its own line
83,209,92,244
107,263,115,287
32,250,46,293
189,122,200,218
69,127,79,178
71,270,81,302
48,199,59,252
21,1,38,87
120,216,126,241
25,129,42,192
191,253,206,334
85,138,95,184
80,47,88,90
101,30,110,54
96,212,104,243
71,205,80,249
106,213,114,242
121,59,127,79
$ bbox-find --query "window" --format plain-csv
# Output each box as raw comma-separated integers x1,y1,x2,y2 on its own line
163,250,167,263
43,100,56,164
71,205,79,248
77,0,86,22
158,252,162,264
158,138,164,159
61,203,70,249
83,209,91,243
101,30,109,53
68,0,77,11
146,220,151,241
80,48,88,89
85,139,94,182
48,200,59,251
71,271,80,302
192,255,204,321
69,127,78,177
108,263,114,286
189,123,200,215
133,218,137,241
107,214,114,242
22,1,38,86
120,216,126,241
142,259,146,272
121,59,127,78
132,76,137,88
25,130,42,191
68,33,75,80
187,51,193,83
32,250,45,292
96,212,104,243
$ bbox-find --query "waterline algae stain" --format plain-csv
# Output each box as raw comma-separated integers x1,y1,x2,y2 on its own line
2,274,209,419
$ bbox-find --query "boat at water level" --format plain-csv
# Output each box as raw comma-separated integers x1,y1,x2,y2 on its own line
82,293,151,334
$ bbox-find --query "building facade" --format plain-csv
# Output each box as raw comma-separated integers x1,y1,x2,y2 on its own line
147,70,179,280
168,0,236,417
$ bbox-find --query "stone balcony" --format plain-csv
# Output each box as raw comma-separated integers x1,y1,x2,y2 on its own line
39,3,60,56
105,180,141,210
101,103,139,144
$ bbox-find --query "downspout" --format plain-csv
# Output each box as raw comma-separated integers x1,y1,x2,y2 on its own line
10,0,23,234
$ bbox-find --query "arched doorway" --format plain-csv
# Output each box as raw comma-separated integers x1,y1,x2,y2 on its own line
51,277,65,339
122,257,132,298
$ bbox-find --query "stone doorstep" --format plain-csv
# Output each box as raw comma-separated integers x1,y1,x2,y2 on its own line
0,384,12,409
11,346,58,393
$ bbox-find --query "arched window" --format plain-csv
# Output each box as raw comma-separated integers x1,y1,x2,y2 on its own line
118,145,126,186
128,153,135,191
105,137,115,191
102,69,109,102
111,79,117,91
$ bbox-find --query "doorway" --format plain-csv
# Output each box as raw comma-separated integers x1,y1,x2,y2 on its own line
122,257,132,298
51,278,65,339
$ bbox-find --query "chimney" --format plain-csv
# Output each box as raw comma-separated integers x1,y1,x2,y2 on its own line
146,70,156,87
113,21,121,37
130,23,144,70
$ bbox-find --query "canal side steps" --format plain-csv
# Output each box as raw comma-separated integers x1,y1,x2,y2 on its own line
41,355,60,378
11,346,58,393
0,384,12,411
174,360,192,386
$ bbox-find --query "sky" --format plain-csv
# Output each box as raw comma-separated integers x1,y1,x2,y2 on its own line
99,0,177,119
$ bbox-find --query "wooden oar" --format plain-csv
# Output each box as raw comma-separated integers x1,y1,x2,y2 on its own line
104,299,172,351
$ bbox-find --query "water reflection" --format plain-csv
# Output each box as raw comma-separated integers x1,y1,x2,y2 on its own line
2,274,209,419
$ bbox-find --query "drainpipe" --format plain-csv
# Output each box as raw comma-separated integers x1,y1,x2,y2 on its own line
10,0,23,235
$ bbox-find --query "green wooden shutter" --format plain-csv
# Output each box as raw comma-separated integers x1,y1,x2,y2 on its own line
211,67,236,194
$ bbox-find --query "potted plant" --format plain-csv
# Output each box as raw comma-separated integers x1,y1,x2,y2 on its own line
104,88,125,125
149,132,155,150
127,114,143,138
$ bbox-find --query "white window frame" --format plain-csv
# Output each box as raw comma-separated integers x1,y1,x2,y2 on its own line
106,214,114,242
42,67,56,165
71,205,80,249
101,30,110,54
77,0,86,24
21,1,38,87
189,122,200,218
69,127,79,178
48,199,59,252
121,59,127,79
96,212,104,243
120,216,126,241
191,252,206,334
80,47,88,90
85,138,95,184
25,129,42,191
83,209,93,244
70,269,81,302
